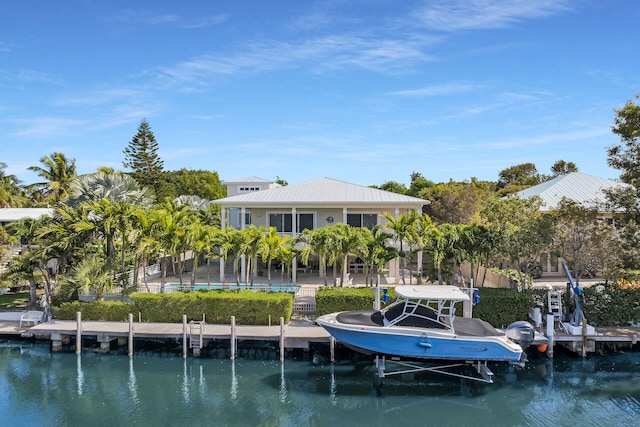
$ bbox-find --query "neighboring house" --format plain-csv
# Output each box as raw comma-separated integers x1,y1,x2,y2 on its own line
0,208,55,227
222,176,282,229
214,177,428,283
514,172,629,278
1,208,55,273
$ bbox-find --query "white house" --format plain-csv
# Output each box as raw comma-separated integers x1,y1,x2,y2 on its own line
515,172,628,277
214,177,429,283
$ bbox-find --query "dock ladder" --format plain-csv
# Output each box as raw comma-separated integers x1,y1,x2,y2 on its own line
189,320,205,350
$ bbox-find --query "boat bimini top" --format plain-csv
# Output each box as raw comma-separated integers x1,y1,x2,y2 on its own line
382,285,470,329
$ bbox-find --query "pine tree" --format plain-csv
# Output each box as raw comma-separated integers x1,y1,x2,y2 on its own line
123,119,164,199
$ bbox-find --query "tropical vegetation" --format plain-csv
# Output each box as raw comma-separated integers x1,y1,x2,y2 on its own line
2,96,640,315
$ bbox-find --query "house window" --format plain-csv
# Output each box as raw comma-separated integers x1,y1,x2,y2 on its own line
347,213,377,230
268,212,315,233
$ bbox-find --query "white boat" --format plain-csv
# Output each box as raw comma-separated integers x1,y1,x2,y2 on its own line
316,285,534,382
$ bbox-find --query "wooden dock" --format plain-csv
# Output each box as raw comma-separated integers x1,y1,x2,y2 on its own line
1,313,332,359
3,313,639,361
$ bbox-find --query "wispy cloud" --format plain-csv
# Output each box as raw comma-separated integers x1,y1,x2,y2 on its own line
153,34,435,89
53,88,144,106
110,9,228,29
483,127,610,149
9,117,88,138
414,0,573,32
0,68,61,84
390,83,485,97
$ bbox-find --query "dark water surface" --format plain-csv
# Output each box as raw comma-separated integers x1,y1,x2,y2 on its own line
1,342,640,427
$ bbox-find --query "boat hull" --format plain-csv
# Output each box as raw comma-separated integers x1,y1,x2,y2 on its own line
317,312,523,363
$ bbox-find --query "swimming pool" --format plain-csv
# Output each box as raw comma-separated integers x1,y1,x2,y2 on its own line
164,283,300,293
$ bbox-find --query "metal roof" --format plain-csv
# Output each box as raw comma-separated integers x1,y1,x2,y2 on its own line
214,177,429,208
0,208,55,222
515,172,628,211
222,176,275,184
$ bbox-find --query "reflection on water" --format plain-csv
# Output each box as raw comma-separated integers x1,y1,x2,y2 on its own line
1,342,640,426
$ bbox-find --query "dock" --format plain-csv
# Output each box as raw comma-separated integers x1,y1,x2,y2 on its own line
2,312,639,361
1,313,333,360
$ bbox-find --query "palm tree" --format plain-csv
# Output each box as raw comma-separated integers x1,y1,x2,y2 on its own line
240,225,266,286
333,223,368,287
0,252,41,305
359,225,397,286
298,227,334,285
185,221,214,287
63,256,117,301
27,152,77,204
149,201,192,288
0,162,27,207
260,227,293,284
383,210,421,285
66,172,154,207
219,227,244,285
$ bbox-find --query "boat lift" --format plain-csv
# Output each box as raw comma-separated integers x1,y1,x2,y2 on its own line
559,261,594,335
374,356,495,384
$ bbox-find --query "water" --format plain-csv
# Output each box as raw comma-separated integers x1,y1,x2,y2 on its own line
1,342,640,427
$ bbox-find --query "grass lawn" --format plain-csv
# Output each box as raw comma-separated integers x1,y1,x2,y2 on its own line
0,292,36,310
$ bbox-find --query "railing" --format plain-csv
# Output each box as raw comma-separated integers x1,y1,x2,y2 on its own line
293,288,316,313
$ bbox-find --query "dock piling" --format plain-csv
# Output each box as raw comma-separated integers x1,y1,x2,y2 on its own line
280,317,285,361
128,313,134,357
182,315,187,359
546,314,555,358
76,311,82,355
230,316,236,360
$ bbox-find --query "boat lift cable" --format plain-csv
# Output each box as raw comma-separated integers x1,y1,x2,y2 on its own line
561,260,585,326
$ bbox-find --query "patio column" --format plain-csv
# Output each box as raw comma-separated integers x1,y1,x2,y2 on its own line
220,207,226,282
342,207,348,224
241,207,246,283
291,207,297,284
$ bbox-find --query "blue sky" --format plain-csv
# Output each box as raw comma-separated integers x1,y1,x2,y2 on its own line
1,0,639,188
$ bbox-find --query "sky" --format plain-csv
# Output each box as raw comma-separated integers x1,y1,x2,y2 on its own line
1,0,639,188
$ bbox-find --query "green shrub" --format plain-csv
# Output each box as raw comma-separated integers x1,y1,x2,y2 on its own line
53,301,131,321
582,284,640,326
472,288,534,328
52,291,293,325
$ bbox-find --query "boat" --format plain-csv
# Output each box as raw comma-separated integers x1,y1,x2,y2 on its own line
316,285,535,382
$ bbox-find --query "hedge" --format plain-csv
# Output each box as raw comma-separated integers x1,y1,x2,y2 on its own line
53,290,293,325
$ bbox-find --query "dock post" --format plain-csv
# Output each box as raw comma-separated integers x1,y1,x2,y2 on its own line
128,313,134,357
182,315,187,360
280,317,285,361
76,311,82,355
546,314,554,359
330,336,335,363
582,321,587,358
230,316,236,360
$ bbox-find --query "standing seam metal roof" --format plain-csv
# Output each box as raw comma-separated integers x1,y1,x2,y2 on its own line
214,177,428,206
515,172,627,211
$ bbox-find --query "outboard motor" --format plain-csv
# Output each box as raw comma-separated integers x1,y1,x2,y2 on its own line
505,321,535,349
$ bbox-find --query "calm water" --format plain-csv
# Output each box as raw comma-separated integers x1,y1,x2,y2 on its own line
1,342,640,427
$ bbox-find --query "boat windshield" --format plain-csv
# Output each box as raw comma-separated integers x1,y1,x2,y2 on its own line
381,286,469,329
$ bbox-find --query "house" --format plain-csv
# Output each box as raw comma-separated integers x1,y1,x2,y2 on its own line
214,177,429,283
514,172,628,278
0,208,55,227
